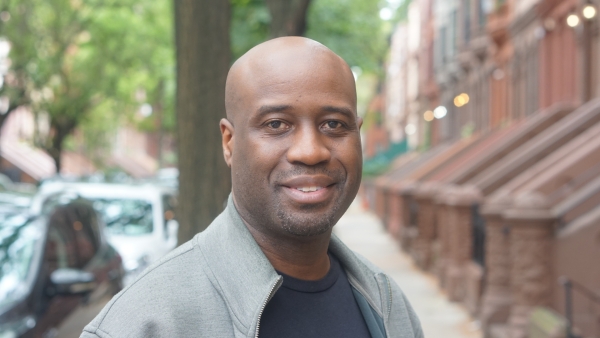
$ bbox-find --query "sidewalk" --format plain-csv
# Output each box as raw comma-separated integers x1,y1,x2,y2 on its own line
334,200,482,338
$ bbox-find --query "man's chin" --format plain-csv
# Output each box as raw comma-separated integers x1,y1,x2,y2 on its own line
276,210,339,237
281,222,334,237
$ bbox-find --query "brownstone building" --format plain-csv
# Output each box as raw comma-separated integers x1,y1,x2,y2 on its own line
366,0,600,337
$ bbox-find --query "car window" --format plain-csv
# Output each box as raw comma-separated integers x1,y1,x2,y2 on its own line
46,223,72,271
0,215,44,307
162,194,177,238
46,202,99,269
92,199,153,236
71,202,101,255
162,194,177,222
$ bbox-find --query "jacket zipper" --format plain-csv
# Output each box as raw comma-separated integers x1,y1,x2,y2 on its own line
383,274,393,337
254,276,282,338
384,274,392,316
349,273,393,337
347,275,383,319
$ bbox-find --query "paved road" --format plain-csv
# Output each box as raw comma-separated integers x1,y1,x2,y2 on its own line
334,200,483,338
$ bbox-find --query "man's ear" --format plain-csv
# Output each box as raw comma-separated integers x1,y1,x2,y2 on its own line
220,118,234,168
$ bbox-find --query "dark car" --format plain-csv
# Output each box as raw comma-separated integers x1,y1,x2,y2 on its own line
0,197,124,338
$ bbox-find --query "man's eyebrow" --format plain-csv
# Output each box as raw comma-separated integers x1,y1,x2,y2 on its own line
254,104,356,119
322,106,356,119
256,104,292,117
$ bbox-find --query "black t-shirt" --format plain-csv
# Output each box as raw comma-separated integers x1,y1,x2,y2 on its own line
258,253,371,338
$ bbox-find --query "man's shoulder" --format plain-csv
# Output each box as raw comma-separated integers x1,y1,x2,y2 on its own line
81,236,233,338
122,237,203,289
331,237,424,338
96,237,212,313
347,249,384,273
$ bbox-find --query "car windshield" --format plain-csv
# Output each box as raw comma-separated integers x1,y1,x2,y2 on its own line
0,215,43,308
92,199,153,236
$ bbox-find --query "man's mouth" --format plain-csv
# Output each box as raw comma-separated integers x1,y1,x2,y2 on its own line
295,186,324,193
279,175,337,204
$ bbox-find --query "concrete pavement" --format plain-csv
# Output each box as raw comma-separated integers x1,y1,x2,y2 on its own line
334,200,483,338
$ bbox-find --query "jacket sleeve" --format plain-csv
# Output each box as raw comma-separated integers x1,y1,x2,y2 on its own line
388,275,424,338
398,286,424,338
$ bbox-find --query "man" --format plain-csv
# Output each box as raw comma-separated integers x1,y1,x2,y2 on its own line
81,37,422,338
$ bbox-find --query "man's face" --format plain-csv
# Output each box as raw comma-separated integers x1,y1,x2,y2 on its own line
222,52,362,238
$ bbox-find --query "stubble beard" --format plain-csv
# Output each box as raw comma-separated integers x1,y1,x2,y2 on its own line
270,166,349,237
275,200,342,237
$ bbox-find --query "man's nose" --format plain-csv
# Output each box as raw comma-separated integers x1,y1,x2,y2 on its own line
286,127,331,166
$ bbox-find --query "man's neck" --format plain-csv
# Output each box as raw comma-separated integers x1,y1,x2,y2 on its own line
245,224,332,281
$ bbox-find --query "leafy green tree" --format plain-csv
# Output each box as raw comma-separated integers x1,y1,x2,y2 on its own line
0,1,36,135
305,0,387,75
265,0,311,37
0,0,175,172
230,0,270,60
231,0,387,75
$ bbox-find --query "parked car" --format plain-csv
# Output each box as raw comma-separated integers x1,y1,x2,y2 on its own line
0,193,31,223
0,174,36,224
0,174,36,195
154,168,178,189
0,196,124,338
32,182,179,284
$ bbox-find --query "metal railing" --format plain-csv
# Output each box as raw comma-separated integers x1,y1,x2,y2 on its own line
471,204,486,267
408,196,419,228
559,276,600,338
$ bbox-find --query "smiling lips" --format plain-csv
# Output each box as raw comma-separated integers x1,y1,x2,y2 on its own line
280,176,336,204
296,186,323,192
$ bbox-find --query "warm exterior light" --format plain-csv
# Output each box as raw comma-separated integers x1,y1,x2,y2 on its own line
424,110,434,122
433,106,447,119
461,93,470,104
405,123,416,135
454,96,464,107
583,5,597,19
453,93,470,107
567,14,580,27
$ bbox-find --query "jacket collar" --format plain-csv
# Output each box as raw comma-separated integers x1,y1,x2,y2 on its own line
195,195,384,336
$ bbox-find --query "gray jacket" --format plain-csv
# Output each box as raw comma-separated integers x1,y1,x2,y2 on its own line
81,197,423,338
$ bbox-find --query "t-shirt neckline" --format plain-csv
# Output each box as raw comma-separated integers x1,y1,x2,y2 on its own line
276,253,341,293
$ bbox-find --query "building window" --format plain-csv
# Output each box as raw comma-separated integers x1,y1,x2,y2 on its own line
439,26,447,65
451,9,458,57
464,0,472,43
479,0,488,28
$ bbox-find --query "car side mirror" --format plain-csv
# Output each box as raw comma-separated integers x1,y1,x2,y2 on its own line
50,268,96,295
166,219,178,244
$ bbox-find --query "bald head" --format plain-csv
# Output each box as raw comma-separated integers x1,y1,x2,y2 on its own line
225,37,356,124
219,36,363,243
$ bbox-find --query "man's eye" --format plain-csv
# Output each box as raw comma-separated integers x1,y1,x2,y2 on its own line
268,121,283,129
325,121,341,129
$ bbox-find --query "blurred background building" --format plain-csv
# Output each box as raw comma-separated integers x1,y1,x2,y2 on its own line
364,0,600,337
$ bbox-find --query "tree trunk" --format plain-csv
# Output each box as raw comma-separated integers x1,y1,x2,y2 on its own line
0,110,11,138
265,0,311,38
174,0,231,244
153,80,165,168
0,109,11,163
35,112,77,175
47,122,73,174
